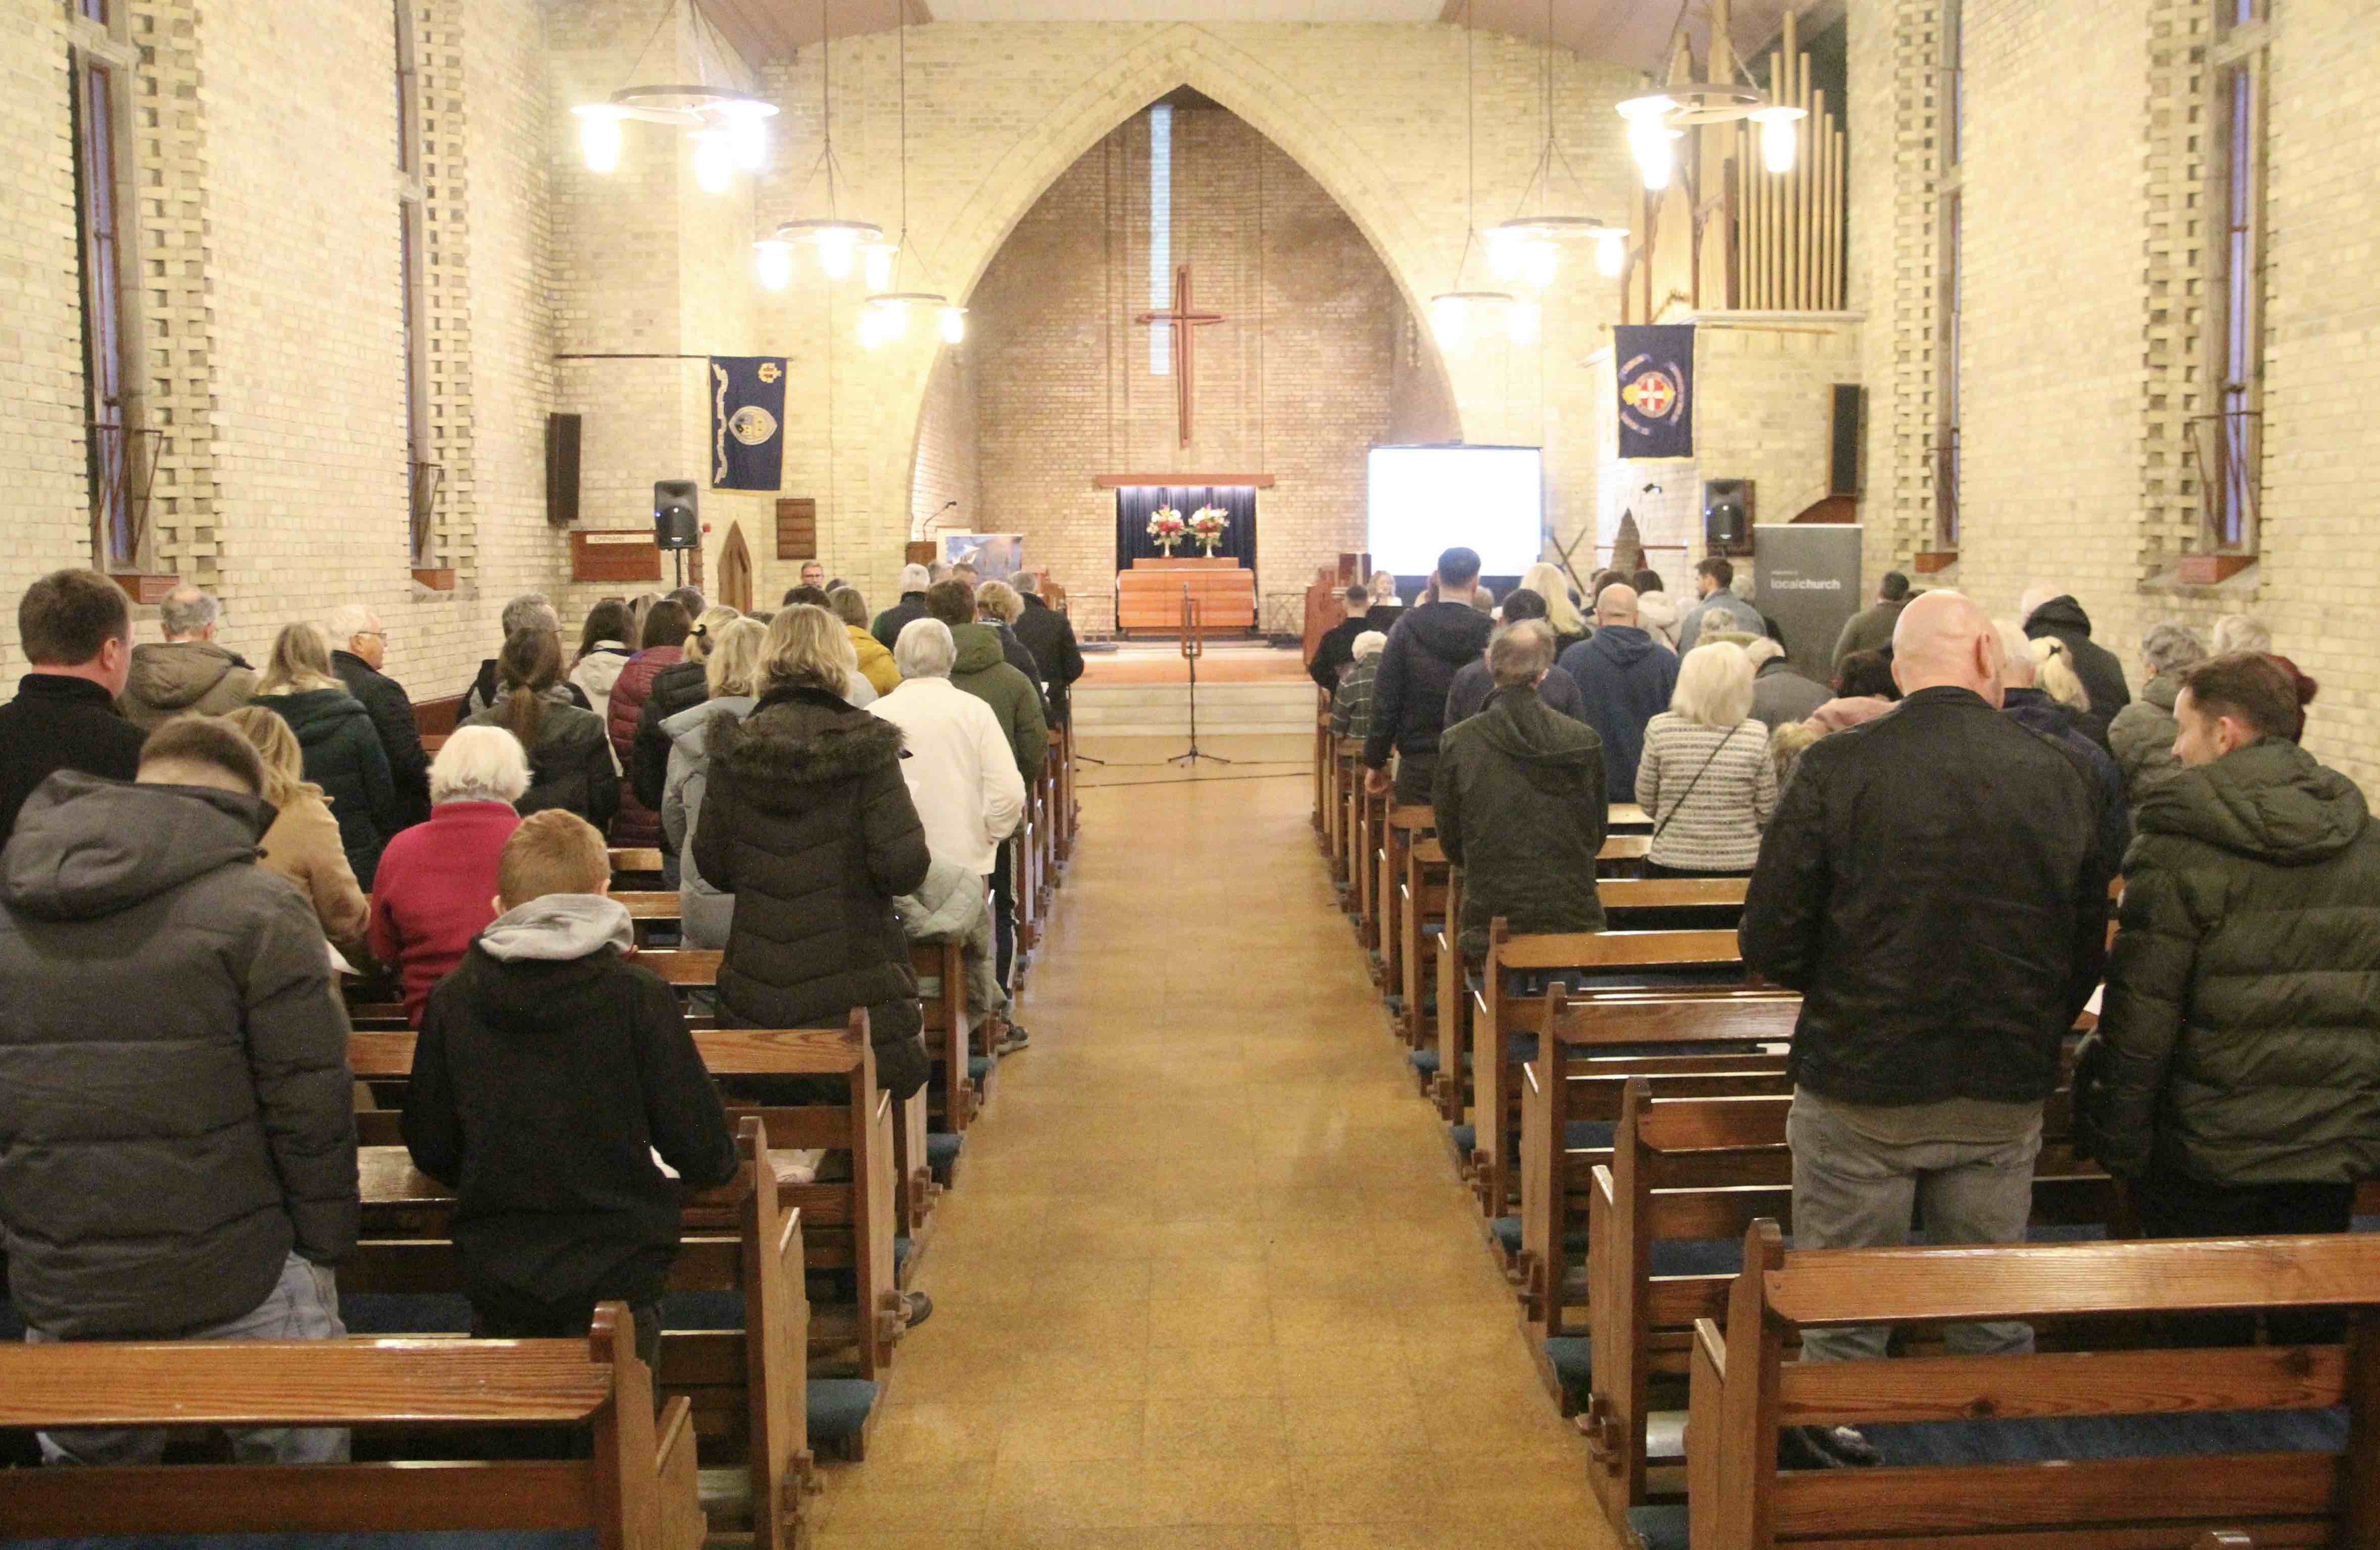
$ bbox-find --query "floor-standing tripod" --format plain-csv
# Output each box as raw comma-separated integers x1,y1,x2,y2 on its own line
1169,584,1232,767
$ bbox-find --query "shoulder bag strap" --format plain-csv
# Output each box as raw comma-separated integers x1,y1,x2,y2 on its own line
1652,721,1750,841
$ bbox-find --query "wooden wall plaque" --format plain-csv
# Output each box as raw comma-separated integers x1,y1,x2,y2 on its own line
775,498,817,560
570,529,663,585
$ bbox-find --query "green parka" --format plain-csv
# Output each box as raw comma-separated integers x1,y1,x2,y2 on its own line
951,623,1047,785
2106,671,2185,805
2080,737,2380,1185
1432,685,1608,959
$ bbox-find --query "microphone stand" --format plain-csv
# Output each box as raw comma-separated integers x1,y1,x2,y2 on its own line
1169,585,1231,767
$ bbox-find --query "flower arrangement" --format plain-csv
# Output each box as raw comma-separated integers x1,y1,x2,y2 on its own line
1188,504,1231,557
1147,506,1186,556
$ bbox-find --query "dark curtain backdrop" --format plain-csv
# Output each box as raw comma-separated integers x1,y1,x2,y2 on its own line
1114,486,1258,574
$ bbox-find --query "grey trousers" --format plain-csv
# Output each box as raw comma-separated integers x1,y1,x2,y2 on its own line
1787,1091,2041,1363
29,1252,351,1465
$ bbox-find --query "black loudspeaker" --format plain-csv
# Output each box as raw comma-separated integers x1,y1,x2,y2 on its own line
1703,479,1754,555
1828,383,1864,498
544,413,581,527
653,480,700,550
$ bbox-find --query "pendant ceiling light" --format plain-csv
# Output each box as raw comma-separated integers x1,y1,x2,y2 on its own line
756,0,885,287
1491,0,1629,287
573,1,775,187
1614,5,1806,192
1430,7,1520,353
855,4,965,349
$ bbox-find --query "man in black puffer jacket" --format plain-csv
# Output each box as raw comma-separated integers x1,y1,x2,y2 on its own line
2081,654,2380,1281
2020,588,2129,750
693,675,932,1100
0,720,357,1464
1742,593,2113,1384
1363,547,1495,805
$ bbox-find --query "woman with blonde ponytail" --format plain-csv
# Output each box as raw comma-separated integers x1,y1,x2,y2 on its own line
464,627,618,827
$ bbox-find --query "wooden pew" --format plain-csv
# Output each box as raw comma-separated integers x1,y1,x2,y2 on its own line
1463,919,1755,1216
341,1118,817,1547
1351,778,1384,961
913,934,988,1133
1591,1080,2120,1533
350,1013,902,1384
0,1304,707,1547
1608,802,1652,833
1681,1227,2380,1550
1401,838,1451,1049
1313,688,1333,842
612,846,668,889
1421,851,1728,1123
1376,804,1432,1020
1516,992,1803,1337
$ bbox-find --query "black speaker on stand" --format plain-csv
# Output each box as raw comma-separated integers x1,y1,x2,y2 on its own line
654,479,699,590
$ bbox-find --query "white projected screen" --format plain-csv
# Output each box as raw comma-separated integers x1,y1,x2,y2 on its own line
1366,447,1544,577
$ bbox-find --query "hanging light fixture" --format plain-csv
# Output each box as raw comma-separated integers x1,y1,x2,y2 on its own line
571,3,776,186
761,0,885,284
1613,0,1808,189
856,3,962,352
1489,0,1629,288
1428,5,1515,356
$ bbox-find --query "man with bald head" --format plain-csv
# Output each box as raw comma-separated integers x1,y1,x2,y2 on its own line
1555,582,1678,798
1740,592,2114,1431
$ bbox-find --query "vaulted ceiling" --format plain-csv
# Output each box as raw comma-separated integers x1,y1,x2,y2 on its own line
696,0,1831,80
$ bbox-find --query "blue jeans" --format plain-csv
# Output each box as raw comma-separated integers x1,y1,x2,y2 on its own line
28,1252,351,1465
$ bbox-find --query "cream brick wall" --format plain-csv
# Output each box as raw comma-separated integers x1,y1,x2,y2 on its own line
910,346,981,548
0,0,87,668
2,0,558,703
965,109,1412,635
1846,0,2380,789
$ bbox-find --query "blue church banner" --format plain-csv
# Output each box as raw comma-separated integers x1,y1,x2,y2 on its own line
711,356,787,491
1614,325,1695,459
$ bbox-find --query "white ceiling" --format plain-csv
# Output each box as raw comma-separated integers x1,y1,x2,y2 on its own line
699,1,1825,77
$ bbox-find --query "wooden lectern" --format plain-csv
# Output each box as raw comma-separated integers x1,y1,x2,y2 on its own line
1115,558,1254,636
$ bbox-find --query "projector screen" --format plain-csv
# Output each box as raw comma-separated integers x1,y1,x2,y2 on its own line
1366,446,1544,578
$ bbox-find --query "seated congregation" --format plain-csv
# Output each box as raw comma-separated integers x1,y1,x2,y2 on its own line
1318,546,2380,1548
0,559,1084,1544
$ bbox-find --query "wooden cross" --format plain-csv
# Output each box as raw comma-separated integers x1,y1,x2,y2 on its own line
1136,264,1224,448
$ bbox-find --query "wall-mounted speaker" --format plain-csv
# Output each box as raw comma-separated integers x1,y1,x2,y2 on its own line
1828,383,1865,498
544,413,581,526
653,480,700,550
1703,479,1754,557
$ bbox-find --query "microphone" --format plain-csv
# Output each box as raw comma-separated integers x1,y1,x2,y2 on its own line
938,500,958,511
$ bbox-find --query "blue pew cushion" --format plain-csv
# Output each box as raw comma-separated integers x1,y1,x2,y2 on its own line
1863,1405,2347,1469
1450,1124,1475,1155
1488,1216,1590,1258
659,1290,745,1330
1384,994,1404,1018
1626,1504,1691,1550
1567,1119,1614,1150
1407,1049,1439,1076
808,1378,880,1443
894,1237,914,1279
967,1055,993,1082
1544,1335,1594,1395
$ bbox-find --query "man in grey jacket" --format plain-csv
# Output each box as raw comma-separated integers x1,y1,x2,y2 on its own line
0,717,358,1466
1676,556,1768,654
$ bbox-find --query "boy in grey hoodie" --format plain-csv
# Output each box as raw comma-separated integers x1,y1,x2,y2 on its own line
403,809,737,1370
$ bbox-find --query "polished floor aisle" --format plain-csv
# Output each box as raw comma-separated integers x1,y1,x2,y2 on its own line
804,758,1616,1548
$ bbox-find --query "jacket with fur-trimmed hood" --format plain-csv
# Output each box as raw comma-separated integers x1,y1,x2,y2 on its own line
691,683,932,1098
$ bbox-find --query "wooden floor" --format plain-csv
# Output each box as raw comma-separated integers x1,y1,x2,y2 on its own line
802,766,1615,1547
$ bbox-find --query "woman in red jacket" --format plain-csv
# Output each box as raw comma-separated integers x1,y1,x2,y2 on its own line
366,726,527,1024
605,600,690,846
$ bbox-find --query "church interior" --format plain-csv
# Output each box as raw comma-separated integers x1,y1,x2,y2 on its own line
8,0,2380,1545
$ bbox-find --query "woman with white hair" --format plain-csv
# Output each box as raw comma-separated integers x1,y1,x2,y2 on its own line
871,562,937,651
873,618,1029,1047
2211,613,2272,657
2109,620,2208,802
661,618,766,949
1520,562,1590,655
365,725,529,1026
693,606,932,1101
1634,641,1778,877
254,620,402,888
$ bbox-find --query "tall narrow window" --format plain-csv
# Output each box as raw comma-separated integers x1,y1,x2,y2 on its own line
72,54,131,566
395,0,433,565
1148,103,1172,375
1931,0,1963,550
2205,3,2266,554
